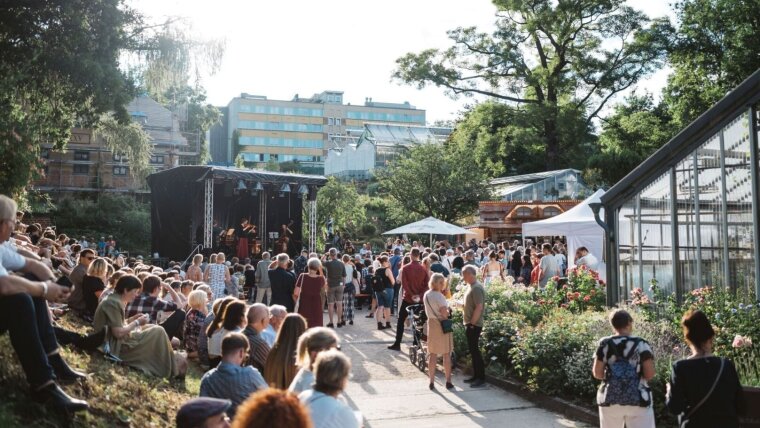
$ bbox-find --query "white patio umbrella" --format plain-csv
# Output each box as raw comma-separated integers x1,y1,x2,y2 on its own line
383,216,476,246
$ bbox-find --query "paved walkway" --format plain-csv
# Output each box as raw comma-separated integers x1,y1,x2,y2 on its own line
325,305,591,428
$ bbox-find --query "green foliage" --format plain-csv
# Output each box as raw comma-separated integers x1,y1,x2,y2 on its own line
164,85,221,165
50,193,151,255
664,0,760,127
393,0,669,170
234,154,245,168
264,159,280,172
314,177,367,244
95,114,153,183
376,144,491,223
588,94,677,186
0,0,139,197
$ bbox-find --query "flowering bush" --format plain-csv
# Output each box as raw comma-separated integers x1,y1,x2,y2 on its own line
548,266,607,313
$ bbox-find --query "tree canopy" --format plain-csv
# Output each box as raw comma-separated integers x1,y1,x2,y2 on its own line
377,144,491,223
663,0,760,127
394,0,669,171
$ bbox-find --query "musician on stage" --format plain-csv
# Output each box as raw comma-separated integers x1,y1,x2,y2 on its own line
235,218,255,260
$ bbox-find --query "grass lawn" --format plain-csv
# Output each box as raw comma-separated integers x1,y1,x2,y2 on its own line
0,313,204,427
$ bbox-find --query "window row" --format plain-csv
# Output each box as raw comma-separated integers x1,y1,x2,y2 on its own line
72,165,129,176
238,136,323,149
237,121,323,133
346,111,425,123
238,104,323,117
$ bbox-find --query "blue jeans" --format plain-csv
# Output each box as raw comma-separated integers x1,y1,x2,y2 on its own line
375,288,394,308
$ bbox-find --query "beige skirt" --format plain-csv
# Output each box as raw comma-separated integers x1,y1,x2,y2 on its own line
426,318,454,355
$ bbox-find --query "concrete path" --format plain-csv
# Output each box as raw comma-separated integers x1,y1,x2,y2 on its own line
325,305,591,428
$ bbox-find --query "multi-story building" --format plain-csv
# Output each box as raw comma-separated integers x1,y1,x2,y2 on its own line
35,95,196,194
211,90,426,173
324,123,452,180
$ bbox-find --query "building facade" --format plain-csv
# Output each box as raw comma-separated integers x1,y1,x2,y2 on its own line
324,123,451,180
35,95,196,194
475,169,593,241
601,68,760,304
213,91,426,173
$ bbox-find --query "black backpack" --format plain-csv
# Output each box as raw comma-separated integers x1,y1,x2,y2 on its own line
371,271,386,293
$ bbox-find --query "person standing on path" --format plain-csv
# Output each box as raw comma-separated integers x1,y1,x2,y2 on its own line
268,254,296,312
255,253,272,304
424,273,454,390
462,265,486,387
538,243,560,288
322,248,345,328
388,248,429,351
297,258,326,328
388,248,402,315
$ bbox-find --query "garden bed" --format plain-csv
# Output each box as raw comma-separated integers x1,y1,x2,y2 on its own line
448,268,760,427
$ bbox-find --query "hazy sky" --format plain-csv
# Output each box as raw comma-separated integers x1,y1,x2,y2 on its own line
132,0,675,124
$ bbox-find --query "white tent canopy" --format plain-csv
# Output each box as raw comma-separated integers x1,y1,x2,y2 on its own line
383,216,475,245
521,189,606,276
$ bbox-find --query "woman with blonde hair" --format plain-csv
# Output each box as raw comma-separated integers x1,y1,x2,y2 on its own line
183,290,208,359
83,257,110,316
264,313,307,389
424,273,454,390
186,254,203,282
288,327,339,394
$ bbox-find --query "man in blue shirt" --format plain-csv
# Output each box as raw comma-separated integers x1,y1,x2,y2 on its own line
388,248,402,315
200,332,267,416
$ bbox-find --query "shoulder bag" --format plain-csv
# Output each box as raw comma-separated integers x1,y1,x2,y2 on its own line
678,357,725,428
293,273,304,313
425,293,453,334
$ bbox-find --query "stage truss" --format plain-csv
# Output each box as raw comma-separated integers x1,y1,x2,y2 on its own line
203,178,214,248
307,198,317,253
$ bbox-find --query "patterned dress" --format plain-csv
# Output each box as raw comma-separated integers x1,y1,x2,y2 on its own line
183,309,206,354
208,263,227,301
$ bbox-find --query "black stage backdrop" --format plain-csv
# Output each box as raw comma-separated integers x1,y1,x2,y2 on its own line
147,166,325,262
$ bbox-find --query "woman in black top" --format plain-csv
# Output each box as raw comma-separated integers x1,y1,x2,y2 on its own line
82,257,109,317
667,310,745,427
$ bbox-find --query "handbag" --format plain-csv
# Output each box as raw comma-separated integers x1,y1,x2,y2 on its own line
293,274,304,313
425,293,453,334
678,357,725,428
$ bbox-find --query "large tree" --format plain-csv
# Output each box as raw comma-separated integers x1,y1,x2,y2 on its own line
588,94,676,186
377,144,491,223
664,0,760,127
393,0,669,171
449,100,594,178
0,0,138,197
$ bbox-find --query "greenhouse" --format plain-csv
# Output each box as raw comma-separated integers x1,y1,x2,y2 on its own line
601,69,760,303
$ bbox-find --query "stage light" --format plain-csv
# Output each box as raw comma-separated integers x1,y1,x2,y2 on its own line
253,182,263,191
298,184,309,195
280,183,291,193
236,180,247,191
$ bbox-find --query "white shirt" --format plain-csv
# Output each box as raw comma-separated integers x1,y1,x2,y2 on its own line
208,327,242,357
0,241,26,277
299,389,359,428
577,253,599,270
288,368,315,394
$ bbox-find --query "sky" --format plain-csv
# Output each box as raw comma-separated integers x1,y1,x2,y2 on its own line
132,0,676,124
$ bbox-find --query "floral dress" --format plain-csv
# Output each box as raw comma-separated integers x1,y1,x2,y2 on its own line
183,309,206,353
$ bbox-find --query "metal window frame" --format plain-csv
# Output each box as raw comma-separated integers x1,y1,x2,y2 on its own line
749,105,760,298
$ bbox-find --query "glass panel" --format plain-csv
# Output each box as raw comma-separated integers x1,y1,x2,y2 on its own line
675,154,699,291
617,197,639,299
723,111,755,292
695,134,725,287
639,171,674,294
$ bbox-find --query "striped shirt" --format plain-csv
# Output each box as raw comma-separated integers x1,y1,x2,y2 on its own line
243,326,271,373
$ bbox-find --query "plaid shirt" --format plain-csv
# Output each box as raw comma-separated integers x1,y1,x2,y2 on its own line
126,293,178,323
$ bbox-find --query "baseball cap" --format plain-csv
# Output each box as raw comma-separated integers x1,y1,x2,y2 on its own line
176,397,231,428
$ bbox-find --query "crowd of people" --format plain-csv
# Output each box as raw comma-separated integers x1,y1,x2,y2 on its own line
0,193,746,427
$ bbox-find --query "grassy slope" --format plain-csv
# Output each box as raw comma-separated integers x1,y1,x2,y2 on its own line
0,314,203,427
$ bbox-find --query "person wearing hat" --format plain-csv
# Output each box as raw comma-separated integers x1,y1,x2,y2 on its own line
176,397,231,428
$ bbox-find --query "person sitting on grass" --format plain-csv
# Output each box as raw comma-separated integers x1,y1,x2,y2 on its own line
299,349,359,428
200,332,268,417
242,303,271,373
94,275,186,378
288,327,339,394
263,313,307,389
176,397,231,428
261,304,287,347
126,275,186,341
183,290,209,359
0,195,89,414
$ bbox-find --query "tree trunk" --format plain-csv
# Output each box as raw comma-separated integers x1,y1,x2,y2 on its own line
543,115,559,171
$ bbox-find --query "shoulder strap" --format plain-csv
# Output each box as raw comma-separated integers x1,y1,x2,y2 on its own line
624,338,642,360
685,358,725,419
424,293,440,322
